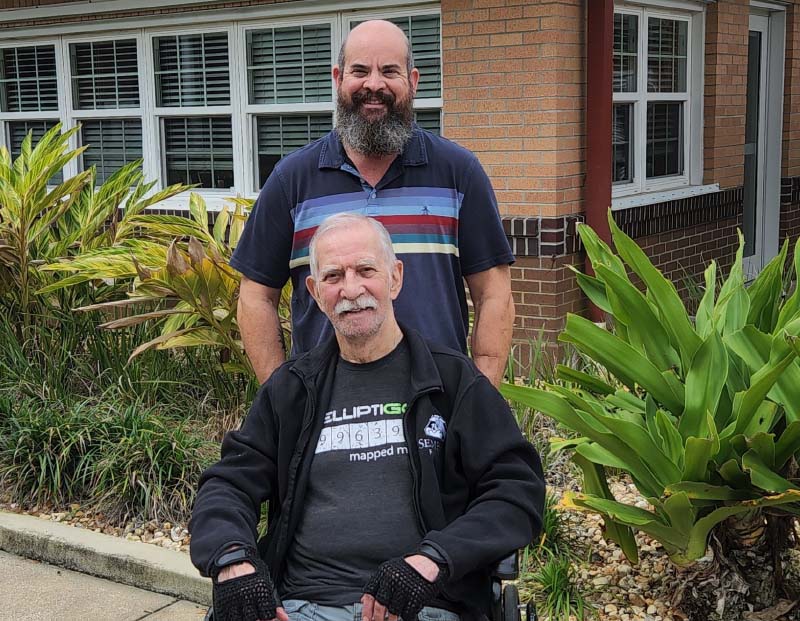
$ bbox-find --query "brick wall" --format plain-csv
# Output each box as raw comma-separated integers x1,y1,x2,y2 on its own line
703,0,748,189
441,0,585,218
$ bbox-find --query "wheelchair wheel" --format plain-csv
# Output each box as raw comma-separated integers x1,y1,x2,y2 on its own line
502,584,520,621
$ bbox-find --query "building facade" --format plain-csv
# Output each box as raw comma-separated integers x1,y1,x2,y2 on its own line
0,0,797,370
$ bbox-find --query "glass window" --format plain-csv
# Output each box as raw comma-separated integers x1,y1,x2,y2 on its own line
154,33,230,107
8,120,62,183
254,113,331,188
612,9,692,194
414,109,440,135
0,45,58,112
163,116,233,188
247,24,331,104
70,40,140,109
646,102,683,178
613,13,637,93
612,104,633,184
647,18,687,93
80,119,143,184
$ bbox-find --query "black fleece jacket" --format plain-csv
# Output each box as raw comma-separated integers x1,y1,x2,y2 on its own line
189,326,545,616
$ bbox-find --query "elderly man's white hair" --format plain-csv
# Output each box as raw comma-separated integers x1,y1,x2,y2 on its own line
308,212,397,281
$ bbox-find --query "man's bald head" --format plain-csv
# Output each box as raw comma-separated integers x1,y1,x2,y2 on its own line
337,19,414,78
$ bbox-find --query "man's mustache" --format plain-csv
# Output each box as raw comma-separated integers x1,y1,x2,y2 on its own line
335,295,379,315
351,88,396,107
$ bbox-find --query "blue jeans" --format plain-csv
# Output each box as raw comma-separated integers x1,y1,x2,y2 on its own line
282,599,460,621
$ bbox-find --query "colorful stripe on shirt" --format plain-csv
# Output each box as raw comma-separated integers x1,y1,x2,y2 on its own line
288,187,462,269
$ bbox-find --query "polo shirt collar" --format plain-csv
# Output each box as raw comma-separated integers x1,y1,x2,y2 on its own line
318,127,428,170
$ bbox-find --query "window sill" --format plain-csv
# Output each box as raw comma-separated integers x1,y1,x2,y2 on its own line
611,183,720,210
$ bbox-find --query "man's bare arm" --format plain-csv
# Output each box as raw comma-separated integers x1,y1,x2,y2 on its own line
238,276,286,384
465,264,515,387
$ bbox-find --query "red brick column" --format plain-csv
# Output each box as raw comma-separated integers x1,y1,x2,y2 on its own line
703,0,749,188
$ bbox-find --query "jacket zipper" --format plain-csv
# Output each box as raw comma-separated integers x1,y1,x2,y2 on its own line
272,371,317,585
404,388,437,536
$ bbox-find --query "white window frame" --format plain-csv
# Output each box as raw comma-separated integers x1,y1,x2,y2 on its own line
0,1,442,210
0,38,67,169
237,15,338,193
612,3,707,203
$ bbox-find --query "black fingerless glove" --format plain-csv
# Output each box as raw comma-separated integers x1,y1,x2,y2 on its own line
211,548,278,621
363,557,449,621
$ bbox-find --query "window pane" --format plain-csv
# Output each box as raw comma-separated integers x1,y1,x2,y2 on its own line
612,104,633,184
613,13,638,93
647,18,687,93
80,119,143,184
154,33,230,107
247,24,331,104
7,120,62,183
414,109,441,135
255,113,331,188
646,102,683,178
0,45,58,112
70,40,140,110
351,14,441,99
163,117,233,188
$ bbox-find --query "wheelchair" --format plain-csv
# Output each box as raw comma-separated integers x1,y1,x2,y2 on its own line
490,552,537,621
204,552,536,621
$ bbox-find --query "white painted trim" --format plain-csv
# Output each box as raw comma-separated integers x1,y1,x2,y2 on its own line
760,8,785,262
612,4,702,199
0,1,439,39
611,183,720,210
750,1,790,11
616,0,710,12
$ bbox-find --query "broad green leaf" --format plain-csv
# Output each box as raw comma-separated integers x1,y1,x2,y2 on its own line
682,436,714,482
662,492,694,538
608,211,701,370
742,450,797,493
719,459,749,488
664,481,757,501
679,330,728,439
775,421,800,470
695,261,717,338
746,239,787,333
555,364,615,395
569,267,613,315
575,222,627,277
732,350,796,435
595,263,680,371
747,432,775,469
572,453,639,563
776,237,800,330
559,314,684,414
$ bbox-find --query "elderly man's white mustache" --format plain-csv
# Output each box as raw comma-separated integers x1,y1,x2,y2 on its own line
335,295,379,315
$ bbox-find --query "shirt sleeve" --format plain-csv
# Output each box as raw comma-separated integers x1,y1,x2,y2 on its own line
457,155,515,276
230,167,294,289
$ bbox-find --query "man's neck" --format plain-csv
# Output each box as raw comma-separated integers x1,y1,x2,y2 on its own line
337,322,404,364
343,143,398,188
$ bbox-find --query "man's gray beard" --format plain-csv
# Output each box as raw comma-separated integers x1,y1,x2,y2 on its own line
336,95,414,158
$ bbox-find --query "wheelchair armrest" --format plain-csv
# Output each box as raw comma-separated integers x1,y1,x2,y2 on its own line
491,551,519,581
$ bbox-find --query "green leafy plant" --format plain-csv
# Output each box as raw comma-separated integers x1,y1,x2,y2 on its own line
525,550,593,621
43,193,291,376
502,211,800,567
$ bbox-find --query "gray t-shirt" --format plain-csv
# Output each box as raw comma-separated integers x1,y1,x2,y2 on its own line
279,339,422,605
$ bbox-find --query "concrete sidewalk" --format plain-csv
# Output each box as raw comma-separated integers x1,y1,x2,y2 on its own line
0,511,212,613
0,550,208,620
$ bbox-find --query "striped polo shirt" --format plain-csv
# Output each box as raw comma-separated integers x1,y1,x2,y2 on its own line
230,127,514,355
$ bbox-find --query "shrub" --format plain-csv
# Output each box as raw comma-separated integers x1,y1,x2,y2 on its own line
502,212,800,567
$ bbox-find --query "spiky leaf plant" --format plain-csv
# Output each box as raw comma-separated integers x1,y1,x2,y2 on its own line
502,211,800,567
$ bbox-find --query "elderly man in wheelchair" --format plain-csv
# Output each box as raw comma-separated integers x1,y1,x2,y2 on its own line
189,213,545,621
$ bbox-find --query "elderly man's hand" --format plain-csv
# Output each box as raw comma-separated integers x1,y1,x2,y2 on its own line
361,555,448,621
212,552,287,621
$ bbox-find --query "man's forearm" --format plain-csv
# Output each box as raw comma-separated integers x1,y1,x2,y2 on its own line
238,296,286,384
471,294,514,386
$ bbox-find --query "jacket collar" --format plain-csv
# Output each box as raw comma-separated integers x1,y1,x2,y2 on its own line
291,322,443,395
318,128,429,170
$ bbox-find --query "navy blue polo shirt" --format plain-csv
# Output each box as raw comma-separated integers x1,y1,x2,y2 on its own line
230,127,514,355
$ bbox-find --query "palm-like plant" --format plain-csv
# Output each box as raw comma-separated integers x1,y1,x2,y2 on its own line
502,212,800,571
43,193,291,376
